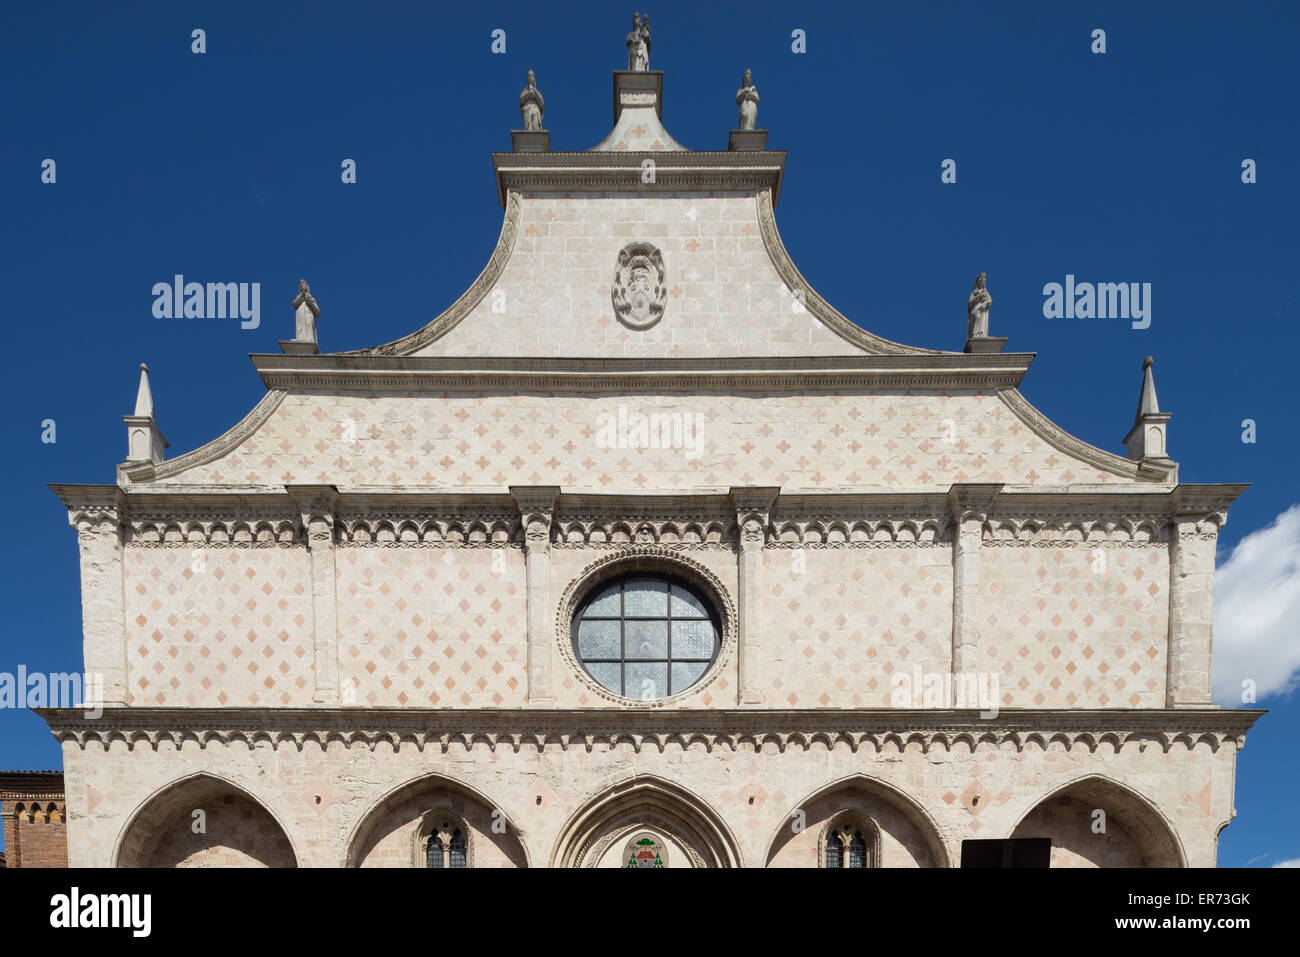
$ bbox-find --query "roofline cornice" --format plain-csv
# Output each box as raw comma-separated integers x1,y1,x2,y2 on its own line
46,484,1250,523
490,149,787,207
248,352,1036,392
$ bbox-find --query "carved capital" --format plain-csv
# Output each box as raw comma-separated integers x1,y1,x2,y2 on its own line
510,485,560,547
729,486,779,548
946,483,1003,528
285,484,340,543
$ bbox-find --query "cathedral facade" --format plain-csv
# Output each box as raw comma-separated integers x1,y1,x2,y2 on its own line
44,26,1259,868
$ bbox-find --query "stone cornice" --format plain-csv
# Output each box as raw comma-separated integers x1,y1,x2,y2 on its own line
114,389,287,485
47,485,1250,546
37,707,1266,755
247,351,1036,393
997,388,1177,484
490,150,787,207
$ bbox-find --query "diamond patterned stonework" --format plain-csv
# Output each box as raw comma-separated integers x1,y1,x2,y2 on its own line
46,26,1258,871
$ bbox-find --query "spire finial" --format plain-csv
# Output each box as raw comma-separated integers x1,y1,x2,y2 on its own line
1136,354,1160,420
133,363,154,417
1124,354,1172,464
123,362,168,465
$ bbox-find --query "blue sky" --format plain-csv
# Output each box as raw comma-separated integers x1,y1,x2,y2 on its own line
1,1,1297,865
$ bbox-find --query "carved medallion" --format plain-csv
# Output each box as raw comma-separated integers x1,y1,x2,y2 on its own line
612,242,666,329
623,831,667,868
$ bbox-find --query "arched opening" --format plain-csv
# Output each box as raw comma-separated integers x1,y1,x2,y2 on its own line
115,774,297,868
551,775,741,868
1011,775,1186,868
346,775,528,868
766,775,950,868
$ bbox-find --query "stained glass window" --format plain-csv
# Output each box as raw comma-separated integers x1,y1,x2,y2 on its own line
426,834,444,868
573,574,720,700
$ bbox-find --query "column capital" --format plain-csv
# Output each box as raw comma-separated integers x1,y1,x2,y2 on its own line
730,486,778,549
946,483,1003,524
510,486,560,547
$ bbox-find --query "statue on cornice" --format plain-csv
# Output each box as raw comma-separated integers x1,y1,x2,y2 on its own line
293,279,319,342
967,273,992,340
520,69,544,131
626,12,651,71
736,69,759,130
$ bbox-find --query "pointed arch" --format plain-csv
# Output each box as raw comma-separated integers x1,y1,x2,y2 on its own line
1010,774,1186,868
345,772,529,868
767,773,951,868
113,772,298,868
551,774,741,868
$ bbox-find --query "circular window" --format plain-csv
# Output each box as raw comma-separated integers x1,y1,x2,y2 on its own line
571,574,720,700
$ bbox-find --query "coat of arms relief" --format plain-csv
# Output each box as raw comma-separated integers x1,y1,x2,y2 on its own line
612,242,666,329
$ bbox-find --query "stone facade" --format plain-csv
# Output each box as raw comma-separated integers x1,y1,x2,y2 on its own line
42,37,1259,867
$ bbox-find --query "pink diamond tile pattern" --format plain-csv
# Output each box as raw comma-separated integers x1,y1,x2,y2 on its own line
981,545,1169,708
336,547,528,708
760,546,953,707
156,390,1122,491
124,546,315,706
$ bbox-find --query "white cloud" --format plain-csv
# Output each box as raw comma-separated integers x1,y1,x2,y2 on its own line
1212,504,1300,705
1273,858,1300,868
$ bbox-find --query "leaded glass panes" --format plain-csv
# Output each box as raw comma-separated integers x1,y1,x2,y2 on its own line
572,573,720,699
825,834,843,869
848,831,867,868
623,578,669,616
577,619,621,659
427,834,444,868
449,830,467,868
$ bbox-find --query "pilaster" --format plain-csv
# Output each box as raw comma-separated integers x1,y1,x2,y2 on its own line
730,486,779,705
286,485,341,705
1166,514,1221,707
67,493,128,705
512,486,560,705
947,484,1002,676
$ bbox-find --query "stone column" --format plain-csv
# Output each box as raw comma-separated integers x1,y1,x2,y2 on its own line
947,484,1001,678
68,496,128,706
1167,516,1219,707
730,487,778,706
512,486,560,705
287,485,341,705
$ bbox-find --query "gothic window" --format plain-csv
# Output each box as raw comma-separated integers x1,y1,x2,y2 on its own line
821,814,879,869
572,574,720,700
418,811,471,869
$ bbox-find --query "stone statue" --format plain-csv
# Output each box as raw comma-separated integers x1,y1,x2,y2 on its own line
736,68,759,130
293,278,319,342
967,273,991,340
520,69,544,131
626,12,650,70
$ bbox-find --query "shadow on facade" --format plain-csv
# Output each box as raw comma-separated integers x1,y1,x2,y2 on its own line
345,773,530,868
1010,774,1186,868
115,772,298,868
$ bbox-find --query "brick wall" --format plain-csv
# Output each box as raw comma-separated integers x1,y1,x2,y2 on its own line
0,772,69,868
